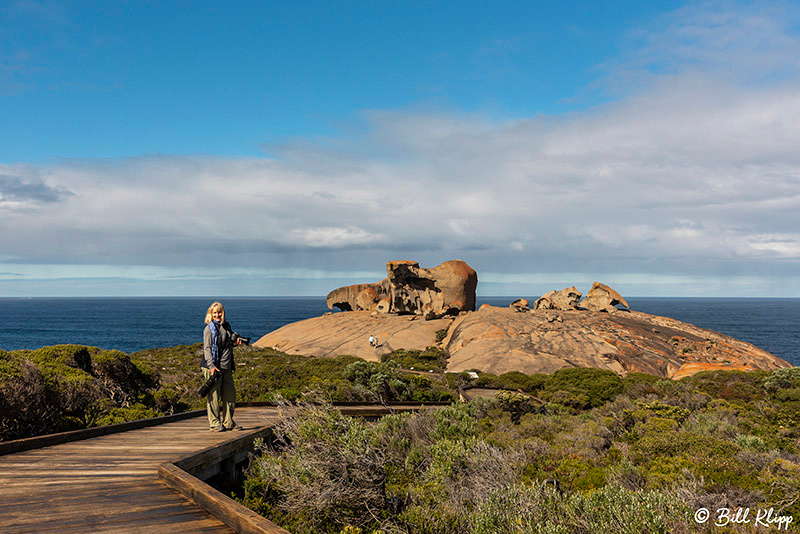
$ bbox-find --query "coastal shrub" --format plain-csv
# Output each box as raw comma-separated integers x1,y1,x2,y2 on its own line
434,328,449,343
636,400,691,421
410,482,692,534
774,387,800,403
542,367,624,409
553,456,608,491
13,346,105,429
0,345,165,440
632,430,739,464
342,360,411,402
380,346,449,372
763,367,800,393
495,389,540,423
761,458,800,519
95,402,160,426
513,411,572,443
442,371,472,389
472,372,505,389
244,403,388,534
548,389,592,410
567,483,692,534
0,360,64,440
498,370,548,393
684,370,768,404
551,419,613,459
736,434,768,452
682,404,740,439
152,387,189,414
621,400,691,438
432,402,479,440
23,344,94,382
91,350,160,406
0,349,21,380
238,377,800,534
472,370,547,393
621,372,660,396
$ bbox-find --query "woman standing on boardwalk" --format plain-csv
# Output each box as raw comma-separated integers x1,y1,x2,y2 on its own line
202,301,242,431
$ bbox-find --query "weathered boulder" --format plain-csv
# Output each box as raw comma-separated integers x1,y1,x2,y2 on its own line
326,281,390,312
580,282,630,312
533,286,582,310
326,260,477,319
510,298,530,312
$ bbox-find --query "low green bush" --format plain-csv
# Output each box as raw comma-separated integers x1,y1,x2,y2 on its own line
542,367,624,409
683,369,769,404
762,367,800,393
0,345,160,440
380,346,449,372
434,328,449,343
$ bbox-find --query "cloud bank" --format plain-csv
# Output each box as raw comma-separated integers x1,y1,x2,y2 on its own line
2,2,800,296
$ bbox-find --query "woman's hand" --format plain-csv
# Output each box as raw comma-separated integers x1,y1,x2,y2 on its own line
234,337,242,346
211,367,220,375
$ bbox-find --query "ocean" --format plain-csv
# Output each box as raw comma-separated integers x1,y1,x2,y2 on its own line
0,297,797,366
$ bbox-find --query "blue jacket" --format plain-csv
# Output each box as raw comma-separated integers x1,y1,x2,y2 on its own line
202,321,236,370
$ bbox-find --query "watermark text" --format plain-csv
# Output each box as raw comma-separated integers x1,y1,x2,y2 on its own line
694,507,793,530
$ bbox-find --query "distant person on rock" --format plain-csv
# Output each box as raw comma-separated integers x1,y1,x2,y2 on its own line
202,301,243,432
369,334,378,348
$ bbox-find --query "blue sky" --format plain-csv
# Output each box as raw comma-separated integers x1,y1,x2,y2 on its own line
1,1,676,161
2,0,800,297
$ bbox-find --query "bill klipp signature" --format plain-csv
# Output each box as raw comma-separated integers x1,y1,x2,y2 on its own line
694,507,793,530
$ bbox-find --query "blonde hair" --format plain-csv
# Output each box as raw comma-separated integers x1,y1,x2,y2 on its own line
204,301,225,324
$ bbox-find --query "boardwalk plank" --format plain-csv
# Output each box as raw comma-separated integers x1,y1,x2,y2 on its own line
0,403,424,533
0,406,281,534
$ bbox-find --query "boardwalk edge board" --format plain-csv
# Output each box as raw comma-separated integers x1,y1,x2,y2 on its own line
158,461,291,534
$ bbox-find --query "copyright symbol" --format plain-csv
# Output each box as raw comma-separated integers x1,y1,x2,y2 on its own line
694,508,710,524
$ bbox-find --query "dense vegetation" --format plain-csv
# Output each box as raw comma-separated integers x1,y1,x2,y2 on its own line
3,343,800,533
0,345,162,440
0,344,453,441
242,368,800,534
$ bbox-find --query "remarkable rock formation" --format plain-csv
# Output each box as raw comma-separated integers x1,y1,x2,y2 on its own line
580,282,630,312
260,273,792,380
443,305,790,377
326,260,477,319
533,286,582,310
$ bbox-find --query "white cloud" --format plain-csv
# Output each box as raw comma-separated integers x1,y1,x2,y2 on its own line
286,227,384,248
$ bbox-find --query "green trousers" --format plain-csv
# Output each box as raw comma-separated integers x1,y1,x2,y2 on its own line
202,368,236,429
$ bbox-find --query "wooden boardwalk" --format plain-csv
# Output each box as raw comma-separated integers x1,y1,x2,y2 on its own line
0,406,285,533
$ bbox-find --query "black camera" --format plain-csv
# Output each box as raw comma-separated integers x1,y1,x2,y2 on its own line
197,372,220,397
233,333,251,345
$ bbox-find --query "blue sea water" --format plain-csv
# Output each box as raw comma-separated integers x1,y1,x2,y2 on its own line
0,297,797,366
